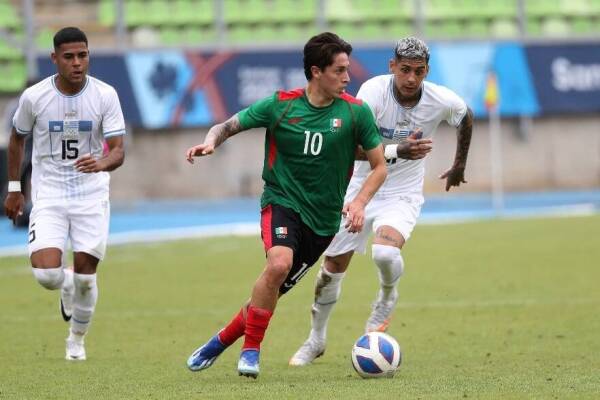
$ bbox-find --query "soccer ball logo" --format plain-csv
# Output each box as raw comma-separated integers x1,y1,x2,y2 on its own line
351,332,402,378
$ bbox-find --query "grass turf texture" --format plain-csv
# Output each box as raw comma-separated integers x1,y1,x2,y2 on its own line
1,215,599,399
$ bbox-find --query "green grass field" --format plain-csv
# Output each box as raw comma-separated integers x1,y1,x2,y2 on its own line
1,215,599,399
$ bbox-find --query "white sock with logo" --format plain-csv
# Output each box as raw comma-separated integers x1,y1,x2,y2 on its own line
308,266,346,344
70,273,98,338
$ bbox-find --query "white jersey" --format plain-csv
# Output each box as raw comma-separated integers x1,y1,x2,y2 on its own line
13,75,126,202
354,75,467,196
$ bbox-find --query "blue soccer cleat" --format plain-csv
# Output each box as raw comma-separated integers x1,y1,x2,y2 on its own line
237,349,260,378
187,335,227,372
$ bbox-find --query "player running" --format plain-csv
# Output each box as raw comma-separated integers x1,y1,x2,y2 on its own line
184,32,386,378
290,36,473,366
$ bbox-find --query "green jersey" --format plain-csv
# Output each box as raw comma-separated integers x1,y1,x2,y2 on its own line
238,88,381,236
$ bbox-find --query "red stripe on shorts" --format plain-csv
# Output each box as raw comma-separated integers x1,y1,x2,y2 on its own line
260,205,273,251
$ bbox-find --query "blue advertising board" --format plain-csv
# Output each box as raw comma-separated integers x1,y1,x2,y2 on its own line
35,42,599,128
526,43,600,114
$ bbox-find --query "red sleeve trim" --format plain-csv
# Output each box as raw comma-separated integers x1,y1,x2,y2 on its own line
277,88,305,101
340,92,363,105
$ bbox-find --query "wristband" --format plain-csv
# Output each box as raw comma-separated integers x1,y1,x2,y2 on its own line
384,144,398,160
8,181,21,192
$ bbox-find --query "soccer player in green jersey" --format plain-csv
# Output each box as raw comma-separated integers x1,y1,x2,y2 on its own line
184,32,387,378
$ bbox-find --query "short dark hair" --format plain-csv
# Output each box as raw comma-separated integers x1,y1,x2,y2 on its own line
53,27,88,50
303,32,352,81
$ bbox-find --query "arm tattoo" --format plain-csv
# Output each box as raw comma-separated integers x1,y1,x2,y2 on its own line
454,107,473,169
205,114,243,147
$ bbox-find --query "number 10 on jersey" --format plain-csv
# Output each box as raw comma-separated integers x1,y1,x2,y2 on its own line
303,130,323,156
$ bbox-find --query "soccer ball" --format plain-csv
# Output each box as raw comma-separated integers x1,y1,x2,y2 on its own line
351,332,402,378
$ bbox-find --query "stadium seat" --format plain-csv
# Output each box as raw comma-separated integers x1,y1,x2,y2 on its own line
98,0,116,27
159,27,184,46
224,0,267,25
331,21,363,41
228,25,257,44
0,36,21,60
326,0,361,23
356,0,413,22
271,0,317,24
183,26,217,45
560,0,591,16
35,29,55,52
526,0,560,18
0,61,26,92
468,0,518,19
425,0,460,20
278,23,310,42
362,22,388,40
591,0,600,14
388,22,413,39
124,0,147,27
0,1,21,30
526,18,543,36
465,19,489,37
571,16,595,34
541,17,570,36
490,19,519,38
425,20,464,38
132,26,161,47
146,0,171,26
172,0,215,26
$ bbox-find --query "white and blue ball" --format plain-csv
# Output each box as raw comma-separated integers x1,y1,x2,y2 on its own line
351,332,402,378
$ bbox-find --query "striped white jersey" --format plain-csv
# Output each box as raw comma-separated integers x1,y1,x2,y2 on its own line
354,75,467,197
13,75,125,202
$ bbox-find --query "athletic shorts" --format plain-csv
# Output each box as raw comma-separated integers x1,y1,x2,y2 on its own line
324,182,423,256
260,204,334,294
28,198,110,260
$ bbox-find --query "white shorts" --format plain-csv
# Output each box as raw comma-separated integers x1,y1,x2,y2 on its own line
28,199,110,260
324,183,423,256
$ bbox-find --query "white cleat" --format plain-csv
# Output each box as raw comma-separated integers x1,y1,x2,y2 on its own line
289,339,325,366
65,338,86,361
60,268,74,322
365,290,398,333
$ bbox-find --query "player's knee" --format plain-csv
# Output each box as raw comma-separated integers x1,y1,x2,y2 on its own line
372,244,404,277
324,252,352,274
266,257,293,285
32,267,64,290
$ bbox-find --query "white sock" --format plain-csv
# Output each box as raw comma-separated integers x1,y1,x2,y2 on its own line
62,267,74,293
32,267,64,290
308,266,345,344
70,273,98,336
372,244,404,302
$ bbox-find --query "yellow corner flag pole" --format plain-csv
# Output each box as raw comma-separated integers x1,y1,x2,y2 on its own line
485,71,504,215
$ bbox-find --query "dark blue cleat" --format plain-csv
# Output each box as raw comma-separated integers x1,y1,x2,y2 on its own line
237,349,260,378
187,335,227,372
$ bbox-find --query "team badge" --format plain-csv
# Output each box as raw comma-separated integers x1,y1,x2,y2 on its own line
275,226,288,238
330,118,342,132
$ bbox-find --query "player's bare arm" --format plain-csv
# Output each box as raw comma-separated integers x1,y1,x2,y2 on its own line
439,106,473,191
186,114,243,163
354,145,368,160
3,128,26,223
75,136,124,173
343,144,386,233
